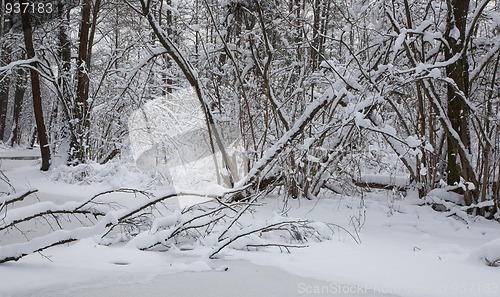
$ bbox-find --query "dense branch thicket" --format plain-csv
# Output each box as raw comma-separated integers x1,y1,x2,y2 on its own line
0,0,498,217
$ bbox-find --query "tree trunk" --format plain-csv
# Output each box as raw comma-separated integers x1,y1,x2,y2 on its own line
0,7,12,142
311,0,321,70
54,2,72,158
20,2,51,170
445,0,477,205
71,0,92,164
58,3,72,91
162,0,174,96
0,62,9,142
70,0,100,164
165,0,173,95
8,66,27,146
142,0,237,186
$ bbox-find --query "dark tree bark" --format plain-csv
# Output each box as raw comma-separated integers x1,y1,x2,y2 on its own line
165,0,173,95
158,0,174,96
141,0,237,185
58,2,72,95
71,0,93,164
20,1,51,170
444,0,476,205
0,59,10,142
0,6,12,142
70,0,100,164
8,66,27,146
51,2,72,156
311,0,321,70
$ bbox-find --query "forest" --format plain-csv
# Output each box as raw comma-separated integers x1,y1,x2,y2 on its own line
0,0,499,284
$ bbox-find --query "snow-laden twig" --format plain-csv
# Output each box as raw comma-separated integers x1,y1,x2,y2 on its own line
209,220,311,259
0,213,118,263
0,201,108,232
0,190,37,213
0,57,40,75
0,189,207,263
0,188,153,232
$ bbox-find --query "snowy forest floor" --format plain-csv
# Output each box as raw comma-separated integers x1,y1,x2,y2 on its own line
1,148,499,297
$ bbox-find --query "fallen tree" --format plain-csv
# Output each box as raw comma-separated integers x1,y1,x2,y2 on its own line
0,187,342,263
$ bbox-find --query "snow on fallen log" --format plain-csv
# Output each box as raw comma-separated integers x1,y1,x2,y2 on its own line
423,195,470,224
0,200,108,232
426,188,465,205
353,175,411,191
0,188,149,232
0,189,218,263
0,212,119,263
0,189,38,209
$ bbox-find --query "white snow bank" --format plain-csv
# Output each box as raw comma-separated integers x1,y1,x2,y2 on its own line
48,161,162,188
469,238,500,267
174,260,213,272
1,256,377,297
427,188,465,205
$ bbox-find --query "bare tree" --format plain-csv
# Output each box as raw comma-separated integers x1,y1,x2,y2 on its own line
8,65,27,146
20,0,50,170
0,4,12,142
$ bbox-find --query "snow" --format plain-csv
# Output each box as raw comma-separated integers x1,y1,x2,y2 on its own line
405,136,422,148
127,88,242,191
469,238,500,267
150,210,182,233
0,189,36,205
358,174,410,187
420,167,428,176
423,31,442,43
228,194,500,297
127,89,207,167
392,29,407,62
449,27,460,41
428,68,441,78
1,200,91,228
424,142,434,153
235,87,345,188
0,254,371,297
1,149,500,297
427,188,465,205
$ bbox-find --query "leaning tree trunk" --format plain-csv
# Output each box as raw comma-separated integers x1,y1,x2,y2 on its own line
20,1,51,170
140,0,237,186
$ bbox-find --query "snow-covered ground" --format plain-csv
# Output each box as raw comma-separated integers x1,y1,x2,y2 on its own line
1,148,499,297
